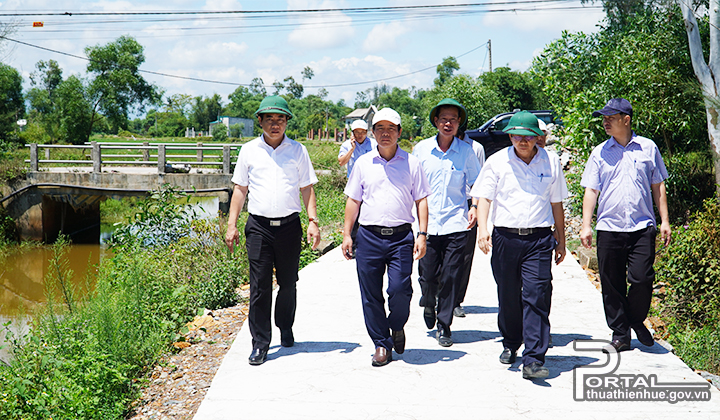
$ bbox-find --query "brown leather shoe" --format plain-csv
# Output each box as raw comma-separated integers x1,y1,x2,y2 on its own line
371,346,392,367
391,329,406,354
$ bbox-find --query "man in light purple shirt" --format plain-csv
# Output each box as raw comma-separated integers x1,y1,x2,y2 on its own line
580,98,671,353
341,107,430,367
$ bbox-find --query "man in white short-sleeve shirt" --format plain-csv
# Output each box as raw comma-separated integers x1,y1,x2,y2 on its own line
471,110,567,380
225,95,321,366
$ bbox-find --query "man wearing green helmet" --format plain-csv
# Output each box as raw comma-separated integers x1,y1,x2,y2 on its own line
412,98,481,347
225,95,321,366
471,110,567,380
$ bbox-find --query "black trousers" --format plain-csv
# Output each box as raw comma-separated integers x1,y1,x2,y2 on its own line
596,226,656,343
456,221,477,308
245,213,302,350
491,228,555,366
418,230,469,332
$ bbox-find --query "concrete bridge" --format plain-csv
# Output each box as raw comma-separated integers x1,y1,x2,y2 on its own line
1,142,238,243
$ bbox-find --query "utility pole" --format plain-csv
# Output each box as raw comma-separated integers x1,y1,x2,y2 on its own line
488,39,492,73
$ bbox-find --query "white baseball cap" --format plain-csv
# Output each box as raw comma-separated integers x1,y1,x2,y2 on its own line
372,108,402,127
537,119,547,133
350,119,368,131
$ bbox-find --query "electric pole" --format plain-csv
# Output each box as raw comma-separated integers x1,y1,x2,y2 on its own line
488,39,492,72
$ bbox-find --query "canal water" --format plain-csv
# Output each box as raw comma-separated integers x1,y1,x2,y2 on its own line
0,196,219,361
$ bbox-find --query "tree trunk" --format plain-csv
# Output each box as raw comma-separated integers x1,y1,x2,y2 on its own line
681,1,720,197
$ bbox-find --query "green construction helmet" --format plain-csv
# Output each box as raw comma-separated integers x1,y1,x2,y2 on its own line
429,98,467,128
254,95,294,120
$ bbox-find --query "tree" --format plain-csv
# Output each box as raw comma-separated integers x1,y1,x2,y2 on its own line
85,36,158,138
272,80,285,95
421,74,504,138
27,60,64,142
302,66,315,81
434,56,460,87
249,77,267,96
0,63,24,141
284,76,304,99
680,0,720,195
55,75,92,145
191,94,223,131
479,67,541,112
225,86,262,119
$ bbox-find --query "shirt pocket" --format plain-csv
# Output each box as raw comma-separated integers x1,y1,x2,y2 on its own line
532,172,552,196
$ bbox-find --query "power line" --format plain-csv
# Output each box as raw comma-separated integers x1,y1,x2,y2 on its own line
0,35,488,89
0,1,585,17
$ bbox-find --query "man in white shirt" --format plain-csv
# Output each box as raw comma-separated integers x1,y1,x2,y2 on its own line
225,95,321,365
455,122,486,318
472,111,567,380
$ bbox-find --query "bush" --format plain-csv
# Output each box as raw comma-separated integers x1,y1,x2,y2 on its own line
665,323,720,375
655,198,720,327
664,151,716,223
212,125,228,142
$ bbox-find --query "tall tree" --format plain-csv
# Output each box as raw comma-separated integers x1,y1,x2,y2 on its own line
0,63,24,141
479,67,541,112
27,60,64,141
55,75,92,144
680,0,720,195
434,56,460,87
249,77,267,96
191,94,223,131
85,35,158,139
284,76,304,99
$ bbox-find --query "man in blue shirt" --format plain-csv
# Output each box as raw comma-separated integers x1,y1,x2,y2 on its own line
338,119,377,178
580,98,672,353
413,98,481,347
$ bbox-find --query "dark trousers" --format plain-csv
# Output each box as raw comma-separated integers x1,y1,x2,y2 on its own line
245,214,302,350
491,228,555,366
418,230,469,332
356,226,414,351
596,226,656,343
456,220,477,307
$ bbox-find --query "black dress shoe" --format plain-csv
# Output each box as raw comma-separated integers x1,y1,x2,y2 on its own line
248,347,268,365
280,329,294,347
436,325,453,347
453,306,466,317
423,306,436,329
522,362,549,379
371,347,392,367
499,347,517,364
632,324,655,347
392,329,406,354
603,339,631,353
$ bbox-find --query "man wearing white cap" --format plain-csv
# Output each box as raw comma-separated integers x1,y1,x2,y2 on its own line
342,107,430,367
338,119,377,178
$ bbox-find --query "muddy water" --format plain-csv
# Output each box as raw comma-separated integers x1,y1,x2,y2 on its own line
0,196,220,361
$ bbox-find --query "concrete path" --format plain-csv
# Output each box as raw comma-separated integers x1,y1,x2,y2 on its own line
194,247,720,420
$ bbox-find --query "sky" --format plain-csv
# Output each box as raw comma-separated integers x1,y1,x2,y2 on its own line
0,0,607,109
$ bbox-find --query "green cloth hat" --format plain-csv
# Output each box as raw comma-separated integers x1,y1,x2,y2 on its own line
254,95,294,120
429,98,467,128
503,111,543,136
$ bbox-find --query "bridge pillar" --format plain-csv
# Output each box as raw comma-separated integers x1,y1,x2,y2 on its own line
158,145,166,174
92,141,101,173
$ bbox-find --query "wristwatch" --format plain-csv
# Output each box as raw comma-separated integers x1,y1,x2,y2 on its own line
309,217,318,224
470,204,478,209
416,231,427,238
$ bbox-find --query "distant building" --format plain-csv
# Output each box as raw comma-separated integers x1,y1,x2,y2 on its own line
344,105,377,130
209,116,255,138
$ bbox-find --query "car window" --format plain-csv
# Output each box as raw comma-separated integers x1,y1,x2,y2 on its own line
494,117,510,131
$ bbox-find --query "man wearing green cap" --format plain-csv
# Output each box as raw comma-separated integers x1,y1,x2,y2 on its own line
412,98,481,347
471,110,567,379
225,95,321,366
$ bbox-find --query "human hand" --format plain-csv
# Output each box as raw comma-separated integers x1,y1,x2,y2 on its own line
413,235,427,260
341,236,353,260
477,229,491,254
580,225,593,248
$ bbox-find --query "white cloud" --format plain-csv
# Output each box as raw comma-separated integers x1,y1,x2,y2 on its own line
362,21,409,52
286,0,355,49
481,3,605,34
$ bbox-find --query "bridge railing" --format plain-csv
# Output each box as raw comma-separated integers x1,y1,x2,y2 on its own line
26,141,241,174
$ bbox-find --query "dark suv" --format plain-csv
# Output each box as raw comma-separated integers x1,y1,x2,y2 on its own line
465,110,556,157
